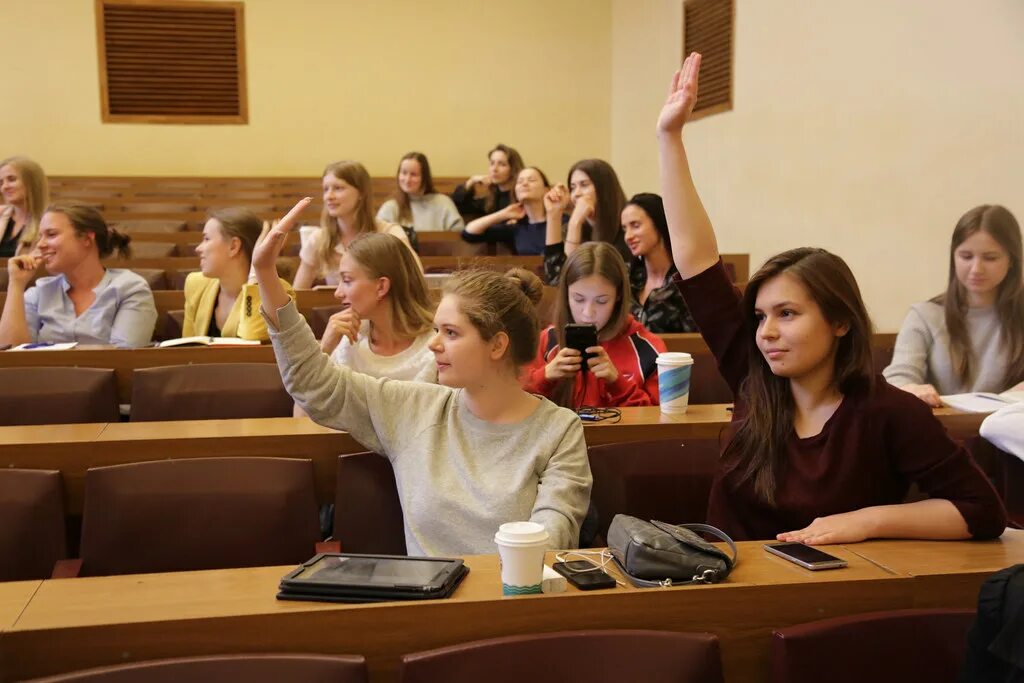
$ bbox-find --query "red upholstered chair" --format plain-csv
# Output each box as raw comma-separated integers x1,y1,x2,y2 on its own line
0,469,66,581
400,630,723,683
129,363,292,421
771,608,976,683
21,654,368,683
328,452,407,555
0,367,120,425
587,438,721,542
688,352,733,404
58,457,320,577
309,305,345,340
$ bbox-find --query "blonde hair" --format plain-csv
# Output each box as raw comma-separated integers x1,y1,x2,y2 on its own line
1,156,50,249
442,267,543,367
346,232,434,339
207,207,262,263
317,160,376,273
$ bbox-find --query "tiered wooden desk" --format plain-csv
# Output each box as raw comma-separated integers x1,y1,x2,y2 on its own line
3,533,1022,683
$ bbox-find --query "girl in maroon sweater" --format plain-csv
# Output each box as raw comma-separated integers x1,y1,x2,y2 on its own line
523,242,666,409
657,53,1006,543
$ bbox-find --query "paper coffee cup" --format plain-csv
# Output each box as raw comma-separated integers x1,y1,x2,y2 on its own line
657,352,694,414
494,521,549,596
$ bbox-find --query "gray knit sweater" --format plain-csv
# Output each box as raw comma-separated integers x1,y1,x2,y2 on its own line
266,300,592,556
884,301,1011,395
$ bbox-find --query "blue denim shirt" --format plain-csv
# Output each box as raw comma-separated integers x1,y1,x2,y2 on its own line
24,269,157,348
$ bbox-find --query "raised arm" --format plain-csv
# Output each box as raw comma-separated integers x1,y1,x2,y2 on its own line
253,198,312,329
463,203,525,235
657,52,720,279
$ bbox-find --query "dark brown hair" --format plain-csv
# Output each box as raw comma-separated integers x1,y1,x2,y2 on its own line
45,204,131,259
567,159,627,245
392,152,437,226
484,144,525,213
935,205,1024,388
208,207,262,263
443,266,543,367
724,248,875,504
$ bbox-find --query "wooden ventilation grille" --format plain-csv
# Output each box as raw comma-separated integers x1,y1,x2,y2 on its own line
683,0,733,118
96,0,247,124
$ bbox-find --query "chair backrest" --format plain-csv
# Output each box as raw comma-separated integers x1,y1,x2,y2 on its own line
129,242,177,259
23,653,368,683
0,367,119,425
400,630,723,683
587,438,721,541
129,363,292,421
771,608,976,683
112,219,188,233
333,452,407,555
309,305,345,340
130,268,168,290
688,353,733,405
0,469,66,581
79,457,320,576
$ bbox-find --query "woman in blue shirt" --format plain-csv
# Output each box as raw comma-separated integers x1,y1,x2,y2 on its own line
0,205,157,348
461,167,562,255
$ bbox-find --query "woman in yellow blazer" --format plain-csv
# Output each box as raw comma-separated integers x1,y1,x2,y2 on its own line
184,208,294,340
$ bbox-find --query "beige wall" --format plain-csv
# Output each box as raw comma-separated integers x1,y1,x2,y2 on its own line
4,0,612,178
611,0,1024,330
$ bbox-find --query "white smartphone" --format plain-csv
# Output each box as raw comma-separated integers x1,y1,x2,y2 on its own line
763,542,848,570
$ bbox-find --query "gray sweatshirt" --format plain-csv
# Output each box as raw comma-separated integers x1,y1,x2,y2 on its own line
266,300,592,556
884,301,1011,395
377,194,465,232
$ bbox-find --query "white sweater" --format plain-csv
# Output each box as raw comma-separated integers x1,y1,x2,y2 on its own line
329,322,437,384
377,194,465,232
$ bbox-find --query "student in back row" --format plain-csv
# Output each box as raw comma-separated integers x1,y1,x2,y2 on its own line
184,208,294,341
659,52,1004,543
376,152,465,240
450,144,523,220
461,167,560,256
0,156,49,258
294,161,420,289
884,204,1024,406
0,205,156,347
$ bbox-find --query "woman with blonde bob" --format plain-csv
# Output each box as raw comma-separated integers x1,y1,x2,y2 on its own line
0,156,50,257
294,160,420,288
658,52,1005,545
885,205,1024,405
258,198,591,556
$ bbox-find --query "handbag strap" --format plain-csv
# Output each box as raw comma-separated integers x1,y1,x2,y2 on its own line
612,521,738,588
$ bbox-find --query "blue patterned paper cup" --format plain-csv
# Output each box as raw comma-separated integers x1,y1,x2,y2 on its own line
495,521,548,596
657,352,694,414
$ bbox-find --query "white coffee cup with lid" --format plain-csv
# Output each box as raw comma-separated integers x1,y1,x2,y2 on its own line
657,352,695,414
494,521,549,596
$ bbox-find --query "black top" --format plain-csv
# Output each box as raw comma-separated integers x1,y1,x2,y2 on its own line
208,308,221,338
543,230,632,286
629,259,697,333
0,216,21,258
450,183,512,220
461,215,565,256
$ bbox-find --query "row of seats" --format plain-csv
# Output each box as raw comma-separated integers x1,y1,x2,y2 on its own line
19,612,978,683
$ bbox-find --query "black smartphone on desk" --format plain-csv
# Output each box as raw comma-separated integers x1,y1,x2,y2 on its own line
763,542,848,570
552,560,617,590
564,324,598,373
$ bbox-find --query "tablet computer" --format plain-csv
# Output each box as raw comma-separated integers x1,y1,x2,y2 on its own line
277,553,468,603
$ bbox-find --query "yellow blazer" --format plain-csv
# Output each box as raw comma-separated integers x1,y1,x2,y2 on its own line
182,272,295,341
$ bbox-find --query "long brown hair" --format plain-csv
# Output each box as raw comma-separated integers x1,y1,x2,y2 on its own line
207,207,262,264
934,205,1024,388
45,204,132,260
567,159,626,245
392,152,437,226
724,248,875,505
1,156,50,249
484,144,525,213
550,242,633,408
346,232,434,340
317,160,376,272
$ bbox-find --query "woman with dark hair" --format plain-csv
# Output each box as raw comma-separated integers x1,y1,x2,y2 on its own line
658,52,1005,544
623,192,697,333
0,205,157,347
542,158,631,285
377,152,464,235
884,205,1024,406
450,144,524,220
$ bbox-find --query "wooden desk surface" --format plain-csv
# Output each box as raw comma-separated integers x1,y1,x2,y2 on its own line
0,581,40,635
2,542,909,683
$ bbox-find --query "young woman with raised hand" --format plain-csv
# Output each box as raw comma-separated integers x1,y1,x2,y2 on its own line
0,156,49,257
450,144,524,220
543,159,631,285
461,167,559,256
0,205,157,348
376,152,464,235
658,52,1005,544
884,205,1024,407
257,198,592,556
623,192,697,333
524,242,665,409
293,160,420,289
184,208,294,340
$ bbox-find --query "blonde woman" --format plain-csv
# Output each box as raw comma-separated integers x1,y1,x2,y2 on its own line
0,156,49,257
293,160,420,289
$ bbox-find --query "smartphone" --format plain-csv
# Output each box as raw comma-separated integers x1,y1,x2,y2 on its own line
763,542,848,570
564,324,598,373
552,560,617,590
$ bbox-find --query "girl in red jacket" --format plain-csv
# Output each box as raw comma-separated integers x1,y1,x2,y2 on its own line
524,242,666,408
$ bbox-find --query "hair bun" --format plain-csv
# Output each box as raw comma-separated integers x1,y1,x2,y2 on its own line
505,267,543,305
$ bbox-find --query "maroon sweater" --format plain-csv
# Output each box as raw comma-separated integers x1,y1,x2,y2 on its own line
676,260,1006,541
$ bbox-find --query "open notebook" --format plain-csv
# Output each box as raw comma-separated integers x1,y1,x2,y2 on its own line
941,391,1024,413
158,336,260,348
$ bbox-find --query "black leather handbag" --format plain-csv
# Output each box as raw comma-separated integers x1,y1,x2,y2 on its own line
606,514,737,587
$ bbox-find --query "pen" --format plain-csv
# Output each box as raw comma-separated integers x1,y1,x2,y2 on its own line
22,342,56,350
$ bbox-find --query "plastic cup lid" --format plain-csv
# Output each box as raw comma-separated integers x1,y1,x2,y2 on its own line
494,521,549,545
656,352,694,365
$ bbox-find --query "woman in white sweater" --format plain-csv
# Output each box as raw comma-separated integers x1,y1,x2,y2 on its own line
376,152,464,234
262,198,592,557
884,205,1024,406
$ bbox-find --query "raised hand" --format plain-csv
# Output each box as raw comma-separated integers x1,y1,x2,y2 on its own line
657,51,702,135
6,255,40,290
252,198,310,275
544,184,570,216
